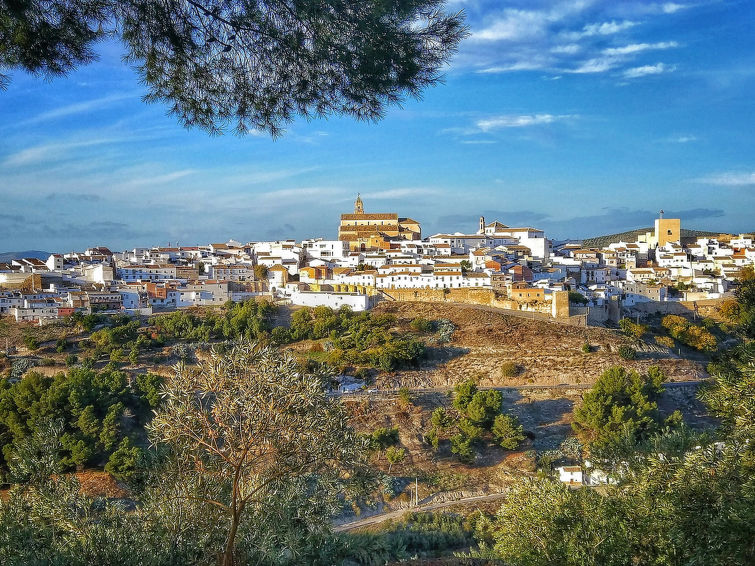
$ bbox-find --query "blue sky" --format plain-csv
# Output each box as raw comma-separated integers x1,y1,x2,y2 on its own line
1,0,754,252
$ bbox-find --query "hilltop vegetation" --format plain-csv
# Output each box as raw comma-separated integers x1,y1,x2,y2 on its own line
0,283,752,564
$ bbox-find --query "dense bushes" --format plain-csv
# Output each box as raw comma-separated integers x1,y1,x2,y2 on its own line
283,306,426,371
154,299,274,342
0,366,162,481
572,365,679,460
428,380,523,463
661,315,717,352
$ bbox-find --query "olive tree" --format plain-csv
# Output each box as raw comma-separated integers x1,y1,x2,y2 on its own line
148,341,369,566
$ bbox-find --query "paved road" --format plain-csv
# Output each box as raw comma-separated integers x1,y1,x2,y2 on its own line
333,491,510,532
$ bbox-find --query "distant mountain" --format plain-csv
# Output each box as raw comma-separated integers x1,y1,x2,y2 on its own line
0,250,51,262
581,228,723,249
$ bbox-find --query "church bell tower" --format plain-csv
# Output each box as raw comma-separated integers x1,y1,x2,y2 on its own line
354,193,364,214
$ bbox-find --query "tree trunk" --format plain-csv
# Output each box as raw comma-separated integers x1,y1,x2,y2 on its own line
221,514,240,566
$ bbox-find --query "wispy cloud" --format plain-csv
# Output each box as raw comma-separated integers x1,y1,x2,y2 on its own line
456,1,692,81
361,188,442,199
623,62,675,78
476,114,574,131
570,20,637,39
665,134,698,143
128,170,197,186
2,137,128,167
21,93,136,126
603,41,678,56
695,172,755,186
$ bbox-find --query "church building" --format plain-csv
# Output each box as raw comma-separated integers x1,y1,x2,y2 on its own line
338,195,421,251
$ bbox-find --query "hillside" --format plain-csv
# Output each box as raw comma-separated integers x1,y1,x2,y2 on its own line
0,250,51,262
581,227,722,249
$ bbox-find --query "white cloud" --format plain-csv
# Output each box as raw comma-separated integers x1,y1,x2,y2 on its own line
476,114,573,132
622,62,675,78
21,93,137,126
662,3,687,13
472,9,550,42
667,135,698,143
2,137,134,167
695,172,755,186
128,170,197,186
476,61,546,73
551,44,582,54
361,188,442,199
603,41,678,56
572,20,637,38
569,57,622,73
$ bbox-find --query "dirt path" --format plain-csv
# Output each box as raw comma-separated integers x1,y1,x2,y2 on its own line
333,492,509,532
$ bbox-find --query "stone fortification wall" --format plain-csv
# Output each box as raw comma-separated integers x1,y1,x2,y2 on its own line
378,287,565,317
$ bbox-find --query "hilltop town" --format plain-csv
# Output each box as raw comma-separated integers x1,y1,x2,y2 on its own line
1,196,752,324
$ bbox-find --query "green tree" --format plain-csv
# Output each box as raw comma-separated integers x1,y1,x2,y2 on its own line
568,291,587,305
466,390,502,427
452,379,478,413
385,445,406,474
100,402,124,451
572,366,667,459
104,437,142,482
492,414,525,450
2,1,466,136
148,341,369,566
76,404,100,439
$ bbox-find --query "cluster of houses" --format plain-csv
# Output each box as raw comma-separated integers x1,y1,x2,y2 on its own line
1,198,752,324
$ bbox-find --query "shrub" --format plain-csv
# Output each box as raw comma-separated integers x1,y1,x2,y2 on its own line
655,335,674,348
410,317,433,333
453,379,478,412
397,387,412,406
500,362,520,378
581,343,592,353
619,318,648,339
618,345,637,360
309,342,324,353
435,319,455,343
492,414,525,450
568,291,588,305
367,428,400,453
23,335,40,351
466,390,503,427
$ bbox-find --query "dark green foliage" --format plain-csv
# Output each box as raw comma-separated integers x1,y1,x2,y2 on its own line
153,298,274,342
410,317,433,333
581,342,592,353
452,379,478,412
289,306,425,371
572,365,667,459
466,390,502,427
0,365,158,478
104,437,142,482
23,334,39,351
135,372,163,409
450,432,476,464
368,427,399,451
617,345,636,360
492,414,525,450
568,291,588,305
2,1,466,135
